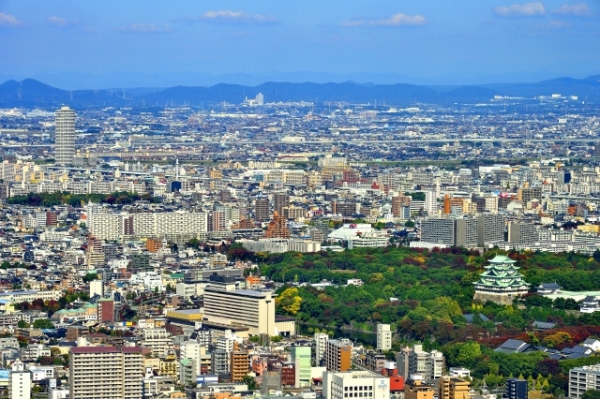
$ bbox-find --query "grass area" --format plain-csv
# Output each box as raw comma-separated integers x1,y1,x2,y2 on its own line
329,269,357,274
528,390,552,399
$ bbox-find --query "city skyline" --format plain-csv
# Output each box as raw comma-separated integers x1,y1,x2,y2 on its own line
0,1,599,88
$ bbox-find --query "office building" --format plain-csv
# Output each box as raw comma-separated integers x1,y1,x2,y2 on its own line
508,222,539,245
421,218,455,246
568,365,600,399
454,218,478,247
55,106,76,166
291,346,311,387
325,339,352,372
323,370,390,399
69,346,143,399
9,360,31,399
203,277,275,336
506,378,528,399
477,214,505,246
377,324,392,351
438,376,470,399
255,197,270,222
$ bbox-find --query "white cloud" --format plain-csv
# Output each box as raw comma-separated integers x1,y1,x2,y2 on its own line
494,2,546,17
118,23,173,33
547,20,571,28
553,3,591,16
340,13,427,28
0,12,21,26
48,16,78,28
198,10,279,24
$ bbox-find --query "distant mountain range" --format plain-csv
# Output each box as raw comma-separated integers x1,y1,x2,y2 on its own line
0,75,599,108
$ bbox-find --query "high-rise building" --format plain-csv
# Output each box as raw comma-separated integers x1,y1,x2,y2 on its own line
230,350,249,382
55,106,76,166
377,324,392,351
325,339,352,372
69,346,143,399
477,214,505,246
255,197,270,222
273,193,290,215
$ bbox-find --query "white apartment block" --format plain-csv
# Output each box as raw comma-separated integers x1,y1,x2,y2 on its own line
569,364,600,399
323,370,390,399
9,360,31,399
90,211,207,240
376,324,392,351
140,328,172,357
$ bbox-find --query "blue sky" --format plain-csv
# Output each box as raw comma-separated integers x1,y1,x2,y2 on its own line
0,0,599,87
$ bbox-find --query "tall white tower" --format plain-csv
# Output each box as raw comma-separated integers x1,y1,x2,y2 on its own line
55,106,76,165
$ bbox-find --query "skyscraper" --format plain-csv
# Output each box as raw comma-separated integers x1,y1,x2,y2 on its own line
55,106,76,166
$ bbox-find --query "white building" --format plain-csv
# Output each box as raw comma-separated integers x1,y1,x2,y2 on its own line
323,370,390,399
89,280,104,298
376,324,392,351
9,360,31,399
203,279,276,336
55,106,76,166
315,333,329,366
569,364,600,399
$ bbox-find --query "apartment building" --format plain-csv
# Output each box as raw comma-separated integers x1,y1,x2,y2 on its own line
90,211,207,240
69,346,143,399
325,339,352,372
438,376,470,399
568,365,600,399
140,328,171,356
397,344,445,384
377,324,392,351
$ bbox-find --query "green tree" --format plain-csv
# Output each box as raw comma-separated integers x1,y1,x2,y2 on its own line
582,391,600,399
33,319,55,329
17,320,29,328
242,375,258,390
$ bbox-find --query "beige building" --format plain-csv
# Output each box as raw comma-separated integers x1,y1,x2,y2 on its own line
203,279,276,336
438,376,470,399
69,346,143,399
